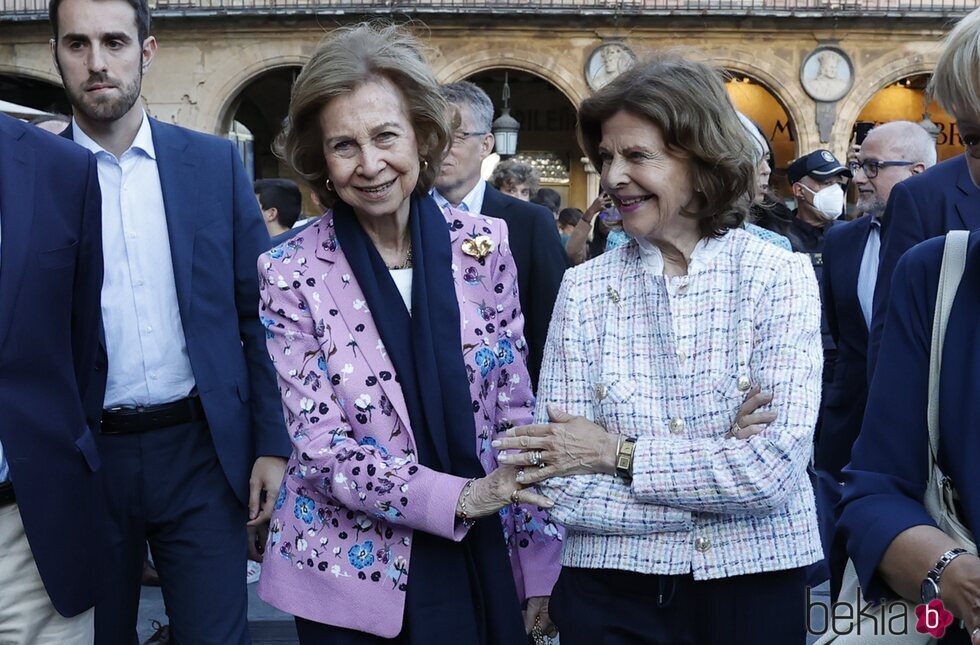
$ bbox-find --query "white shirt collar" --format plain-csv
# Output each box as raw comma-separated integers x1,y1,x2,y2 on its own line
431,179,487,214
636,233,725,276
72,111,156,161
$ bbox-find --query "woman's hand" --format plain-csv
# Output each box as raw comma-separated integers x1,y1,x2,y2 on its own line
524,596,557,639
456,465,555,519
492,405,619,486
730,384,776,440
932,554,980,644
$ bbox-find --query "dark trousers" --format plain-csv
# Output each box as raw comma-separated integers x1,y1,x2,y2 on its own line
550,566,808,645
94,418,249,645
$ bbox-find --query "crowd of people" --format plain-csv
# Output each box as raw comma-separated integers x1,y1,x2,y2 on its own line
2,0,980,644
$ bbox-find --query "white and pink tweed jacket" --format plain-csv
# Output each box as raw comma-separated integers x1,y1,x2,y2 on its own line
536,228,824,579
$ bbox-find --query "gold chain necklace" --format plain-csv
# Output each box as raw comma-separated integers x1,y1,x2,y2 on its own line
385,246,413,270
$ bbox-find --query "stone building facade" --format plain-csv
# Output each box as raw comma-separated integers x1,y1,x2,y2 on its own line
1,1,971,207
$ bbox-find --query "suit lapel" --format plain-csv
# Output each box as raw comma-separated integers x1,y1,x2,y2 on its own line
151,119,198,319
313,218,413,434
0,120,35,354
954,155,980,230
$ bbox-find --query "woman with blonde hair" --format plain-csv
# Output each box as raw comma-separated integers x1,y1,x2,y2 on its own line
256,23,561,644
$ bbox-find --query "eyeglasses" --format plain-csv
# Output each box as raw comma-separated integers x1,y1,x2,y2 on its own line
847,160,914,178
452,130,488,144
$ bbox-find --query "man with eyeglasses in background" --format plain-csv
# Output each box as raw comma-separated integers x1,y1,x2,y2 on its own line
432,81,568,391
867,90,980,377
815,120,935,598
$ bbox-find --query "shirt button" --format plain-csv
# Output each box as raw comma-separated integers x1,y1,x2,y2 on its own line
149,372,158,380
145,325,153,333
596,384,608,401
669,417,685,434
677,282,689,294
676,350,687,364
134,280,144,287
128,232,137,240
694,536,711,553
737,376,751,392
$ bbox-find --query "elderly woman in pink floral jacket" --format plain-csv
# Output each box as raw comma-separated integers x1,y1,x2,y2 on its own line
254,24,562,644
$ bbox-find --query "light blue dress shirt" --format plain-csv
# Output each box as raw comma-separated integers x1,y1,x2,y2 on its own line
73,115,196,408
430,178,487,214
857,219,881,327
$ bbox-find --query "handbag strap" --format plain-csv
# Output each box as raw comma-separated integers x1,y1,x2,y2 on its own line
927,230,970,464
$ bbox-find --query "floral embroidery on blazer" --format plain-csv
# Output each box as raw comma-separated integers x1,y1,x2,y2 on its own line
256,206,563,638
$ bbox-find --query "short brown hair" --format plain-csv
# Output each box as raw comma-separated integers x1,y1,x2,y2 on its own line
278,22,452,208
577,54,756,237
490,159,541,195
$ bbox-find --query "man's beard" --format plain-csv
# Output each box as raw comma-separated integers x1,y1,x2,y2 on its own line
61,62,143,124
856,193,885,219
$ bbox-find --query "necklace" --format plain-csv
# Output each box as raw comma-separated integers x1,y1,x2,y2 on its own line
385,246,413,270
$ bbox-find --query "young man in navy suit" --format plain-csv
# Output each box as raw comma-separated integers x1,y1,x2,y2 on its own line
0,112,105,644
432,81,568,390
817,120,935,596
49,0,290,641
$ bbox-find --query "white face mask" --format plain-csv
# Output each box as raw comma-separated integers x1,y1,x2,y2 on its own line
800,183,845,221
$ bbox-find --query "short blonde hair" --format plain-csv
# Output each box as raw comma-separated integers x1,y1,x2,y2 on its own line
928,7,980,123
278,22,452,207
577,53,755,237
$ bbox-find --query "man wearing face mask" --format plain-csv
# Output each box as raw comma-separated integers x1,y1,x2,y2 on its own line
786,150,852,388
785,150,851,587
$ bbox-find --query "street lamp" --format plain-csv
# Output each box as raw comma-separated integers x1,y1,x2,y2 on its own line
492,72,520,158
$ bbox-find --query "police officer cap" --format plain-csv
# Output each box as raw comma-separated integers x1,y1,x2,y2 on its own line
787,149,852,184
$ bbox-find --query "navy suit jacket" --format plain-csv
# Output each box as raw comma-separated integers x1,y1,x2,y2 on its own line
838,232,980,602
868,154,980,379
66,118,290,504
816,215,874,479
479,185,568,390
0,113,107,616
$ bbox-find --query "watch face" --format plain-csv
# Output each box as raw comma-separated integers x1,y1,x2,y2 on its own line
921,579,940,603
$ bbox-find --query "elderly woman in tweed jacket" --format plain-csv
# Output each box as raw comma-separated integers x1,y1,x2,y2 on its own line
495,54,824,644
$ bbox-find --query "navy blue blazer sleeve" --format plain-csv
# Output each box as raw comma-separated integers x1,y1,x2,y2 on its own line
523,205,568,388
867,182,926,382
837,238,941,602
227,141,290,458
72,152,104,410
822,227,841,348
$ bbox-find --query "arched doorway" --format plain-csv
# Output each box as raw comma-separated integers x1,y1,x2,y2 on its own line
222,66,301,182
0,74,70,116
855,74,958,162
464,69,587,211
725,72,798,194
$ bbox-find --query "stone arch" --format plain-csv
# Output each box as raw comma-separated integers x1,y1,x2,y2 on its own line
706,53,814,158
835,52,940,142
435,49,587,110
201,54,310,135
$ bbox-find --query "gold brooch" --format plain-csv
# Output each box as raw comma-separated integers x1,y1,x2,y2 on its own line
461,235,495,260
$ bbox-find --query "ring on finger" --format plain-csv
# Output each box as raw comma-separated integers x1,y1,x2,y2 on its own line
516,469,526,484
529,450,543,466
520,437,529,448
510,489,521,504
972,627,980,638
729,420,743,439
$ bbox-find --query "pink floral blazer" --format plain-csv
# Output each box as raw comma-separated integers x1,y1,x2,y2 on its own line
256,206,563,637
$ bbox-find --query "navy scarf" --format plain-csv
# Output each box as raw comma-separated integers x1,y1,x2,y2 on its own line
332,193,524,644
